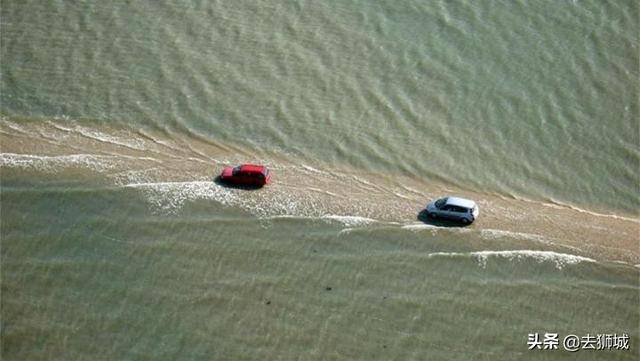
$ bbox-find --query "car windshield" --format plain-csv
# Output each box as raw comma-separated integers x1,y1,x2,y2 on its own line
232,166,241,175
434,197,447,209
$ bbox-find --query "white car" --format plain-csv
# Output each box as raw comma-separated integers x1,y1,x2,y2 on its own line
425,196,479,224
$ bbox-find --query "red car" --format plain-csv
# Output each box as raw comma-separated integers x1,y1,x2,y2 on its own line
219,164,271,187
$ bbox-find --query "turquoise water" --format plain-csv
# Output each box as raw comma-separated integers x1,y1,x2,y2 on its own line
1,1,639,359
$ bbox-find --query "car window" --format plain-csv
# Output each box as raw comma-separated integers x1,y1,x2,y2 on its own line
435,198,447,208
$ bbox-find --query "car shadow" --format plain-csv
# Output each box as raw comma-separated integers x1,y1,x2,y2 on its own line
416,209,471,228
213,175,264,191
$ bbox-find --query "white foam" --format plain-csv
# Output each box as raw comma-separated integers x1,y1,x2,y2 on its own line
0,153,161,175
263,214,394,231
125,181,237,213
401,223,473,234
75,126,147,151
125,180,309,217
110,168,161,186
263,214,310,221
338,228,354,235
321,215,377,227
393,192,412,200
402,223,438,231
1,119,29,134
352,175,375,187
399,184,423,195
0,153,117,172
48,122,147,151
480,229,548,243
301,164,324,174
428,250,595,269
501,192,639,224
542,201,640,224
307,187,340,198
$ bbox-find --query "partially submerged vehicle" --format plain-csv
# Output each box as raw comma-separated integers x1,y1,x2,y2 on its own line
425,196,479,224
220,164,271,187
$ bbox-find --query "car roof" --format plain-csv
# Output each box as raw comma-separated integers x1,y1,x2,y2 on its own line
445,196,476,209
239,164,267,173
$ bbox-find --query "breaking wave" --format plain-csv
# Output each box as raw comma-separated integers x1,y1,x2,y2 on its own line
427,250,596,270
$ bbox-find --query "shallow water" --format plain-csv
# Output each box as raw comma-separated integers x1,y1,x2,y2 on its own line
2,178,638,360
2,1,638,213
1,1,639,359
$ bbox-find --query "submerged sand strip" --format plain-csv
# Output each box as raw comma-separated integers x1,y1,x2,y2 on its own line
1,119,638,264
